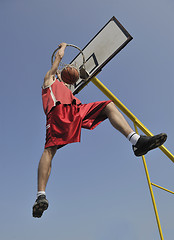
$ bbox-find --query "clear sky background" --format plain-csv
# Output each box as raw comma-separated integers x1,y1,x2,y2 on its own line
1,0,174,239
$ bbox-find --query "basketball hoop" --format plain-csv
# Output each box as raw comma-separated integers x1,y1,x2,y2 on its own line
51,44,89,81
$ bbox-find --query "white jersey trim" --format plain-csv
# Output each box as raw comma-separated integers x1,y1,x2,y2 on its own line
49,85,57,106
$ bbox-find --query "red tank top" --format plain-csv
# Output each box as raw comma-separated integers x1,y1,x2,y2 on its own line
42,79,81,115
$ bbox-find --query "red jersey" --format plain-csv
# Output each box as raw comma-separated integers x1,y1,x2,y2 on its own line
42,79,81,115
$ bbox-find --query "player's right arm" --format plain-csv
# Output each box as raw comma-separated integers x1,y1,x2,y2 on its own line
43,43,67,88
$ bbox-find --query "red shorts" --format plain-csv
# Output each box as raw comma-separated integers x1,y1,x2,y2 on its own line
45,100,112,148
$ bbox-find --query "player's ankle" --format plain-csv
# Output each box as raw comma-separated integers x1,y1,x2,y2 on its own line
37,191,46,198
127,132,140,145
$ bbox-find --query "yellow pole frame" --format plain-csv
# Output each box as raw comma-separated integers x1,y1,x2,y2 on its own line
134,124,164,240
90,76,174,240
151,183,174,195
91,77,174,163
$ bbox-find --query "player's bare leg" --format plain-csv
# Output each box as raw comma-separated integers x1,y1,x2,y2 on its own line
101,102,133,136
33,146,57,218
37,146,57,191
101,102,167,156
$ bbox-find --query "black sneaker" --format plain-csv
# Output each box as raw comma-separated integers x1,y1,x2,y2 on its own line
32,194,49,218
133,133,167,157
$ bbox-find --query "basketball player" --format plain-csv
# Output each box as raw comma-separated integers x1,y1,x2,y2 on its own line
32,42,167,218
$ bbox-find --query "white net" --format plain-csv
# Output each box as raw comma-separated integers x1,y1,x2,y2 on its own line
51,44,89,81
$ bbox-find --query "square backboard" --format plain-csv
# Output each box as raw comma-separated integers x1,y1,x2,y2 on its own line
68,16,133,94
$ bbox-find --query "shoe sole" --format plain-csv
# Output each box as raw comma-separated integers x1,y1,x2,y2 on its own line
135,133,167,156
33,200,48,218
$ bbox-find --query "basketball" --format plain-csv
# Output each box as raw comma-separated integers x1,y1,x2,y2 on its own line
61,66,79,85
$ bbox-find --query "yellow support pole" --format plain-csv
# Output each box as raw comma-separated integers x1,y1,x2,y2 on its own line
151,183,174,195
134,124,164,240
91,76,174,163
141,156,164,240
90,76,174,240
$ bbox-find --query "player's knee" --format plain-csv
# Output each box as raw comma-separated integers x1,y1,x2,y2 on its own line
108,101,115,108
44,146,57,158
105,102,115,112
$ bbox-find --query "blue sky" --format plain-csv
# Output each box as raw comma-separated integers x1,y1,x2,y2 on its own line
1,0,174,239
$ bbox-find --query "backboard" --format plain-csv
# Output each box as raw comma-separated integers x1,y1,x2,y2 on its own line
68,16,133,94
